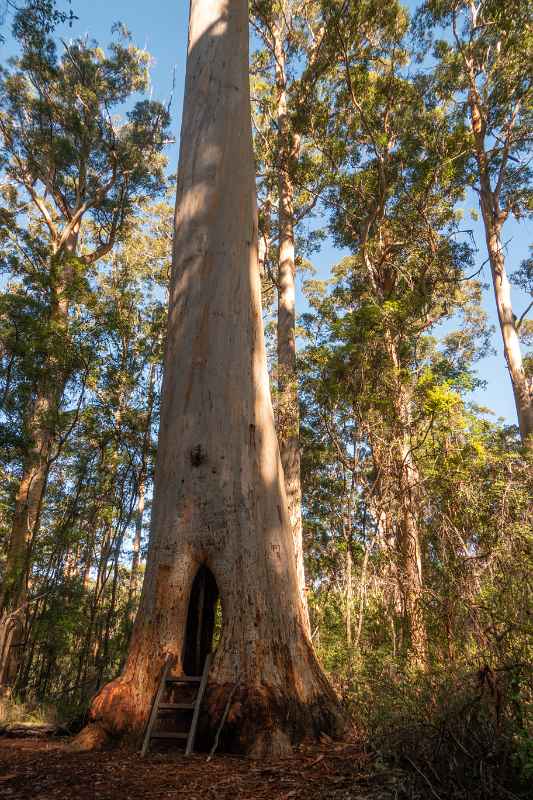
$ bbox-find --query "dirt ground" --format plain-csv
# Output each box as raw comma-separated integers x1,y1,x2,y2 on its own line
0,736,407,800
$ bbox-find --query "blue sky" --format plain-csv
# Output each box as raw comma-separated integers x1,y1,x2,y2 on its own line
3,0,532,427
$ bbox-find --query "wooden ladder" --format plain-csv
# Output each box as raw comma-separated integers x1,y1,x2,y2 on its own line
141,653,212,757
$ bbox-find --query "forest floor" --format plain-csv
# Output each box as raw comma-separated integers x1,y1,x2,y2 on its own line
0,736,410,799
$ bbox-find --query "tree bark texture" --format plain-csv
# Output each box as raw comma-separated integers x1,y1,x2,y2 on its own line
75,0,343,757
373,332,428,668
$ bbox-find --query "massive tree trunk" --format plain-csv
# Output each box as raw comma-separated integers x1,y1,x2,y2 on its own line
272,9,309,632
74,0,343,756
469,93,533,447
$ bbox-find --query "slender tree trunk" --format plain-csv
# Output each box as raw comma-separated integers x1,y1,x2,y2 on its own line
0,340,55,690
0,231,80,687
74,0,343,756
375,333,428,668
272,11,309,633
345,546,352,648
76,523,113,694
0,231,78,617
469,94,533,446
354,546,368,650
127,366,155,627
98,535,123,689
127,478,145,626
396,429,427,667
0,396,52,617
257,196,271,279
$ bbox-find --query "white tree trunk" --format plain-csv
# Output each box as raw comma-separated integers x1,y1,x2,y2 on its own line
485,221,533,445
469,93,533,447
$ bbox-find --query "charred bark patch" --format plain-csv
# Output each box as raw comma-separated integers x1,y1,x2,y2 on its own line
199,683,346,757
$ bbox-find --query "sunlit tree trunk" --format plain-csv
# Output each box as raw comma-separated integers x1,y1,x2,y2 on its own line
74,0,343,756
272,9,309,632
469,93,533,447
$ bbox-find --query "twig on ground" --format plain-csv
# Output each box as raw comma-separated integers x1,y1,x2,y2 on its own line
207,681,240,762
405,755,443,800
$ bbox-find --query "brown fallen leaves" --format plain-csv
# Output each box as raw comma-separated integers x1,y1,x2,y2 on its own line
0,736,407,800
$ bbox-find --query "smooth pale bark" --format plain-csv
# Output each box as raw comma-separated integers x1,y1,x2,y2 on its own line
75,0,343,756
482,215,532,444
272,12,309,632
469,93,533,447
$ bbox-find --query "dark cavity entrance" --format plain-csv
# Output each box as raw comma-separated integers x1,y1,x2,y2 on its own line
183,565,220,676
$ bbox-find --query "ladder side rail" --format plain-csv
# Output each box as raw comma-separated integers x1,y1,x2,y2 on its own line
185,652,213,756
141,653,174,756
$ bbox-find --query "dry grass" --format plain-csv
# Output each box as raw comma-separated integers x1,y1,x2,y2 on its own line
0,691,59,728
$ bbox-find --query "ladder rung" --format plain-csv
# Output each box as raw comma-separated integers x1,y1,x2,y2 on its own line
151,731,189,740
158,702,195,710
166,675,201,684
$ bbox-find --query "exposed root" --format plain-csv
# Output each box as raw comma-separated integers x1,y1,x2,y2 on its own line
70,722,110,752
72,675,151,751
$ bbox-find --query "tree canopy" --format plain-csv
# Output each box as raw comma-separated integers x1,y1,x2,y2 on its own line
0,1,531,796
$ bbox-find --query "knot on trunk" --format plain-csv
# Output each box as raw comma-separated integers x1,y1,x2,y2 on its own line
190,445,207,468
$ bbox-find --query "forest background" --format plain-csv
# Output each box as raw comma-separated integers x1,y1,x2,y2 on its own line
2,0,529,422
0,1,531,798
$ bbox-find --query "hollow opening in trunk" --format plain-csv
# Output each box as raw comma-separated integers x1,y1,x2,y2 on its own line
182,565,220,676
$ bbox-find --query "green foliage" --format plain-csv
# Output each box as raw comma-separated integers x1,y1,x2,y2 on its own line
0,3,530,795
1,1,76,47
